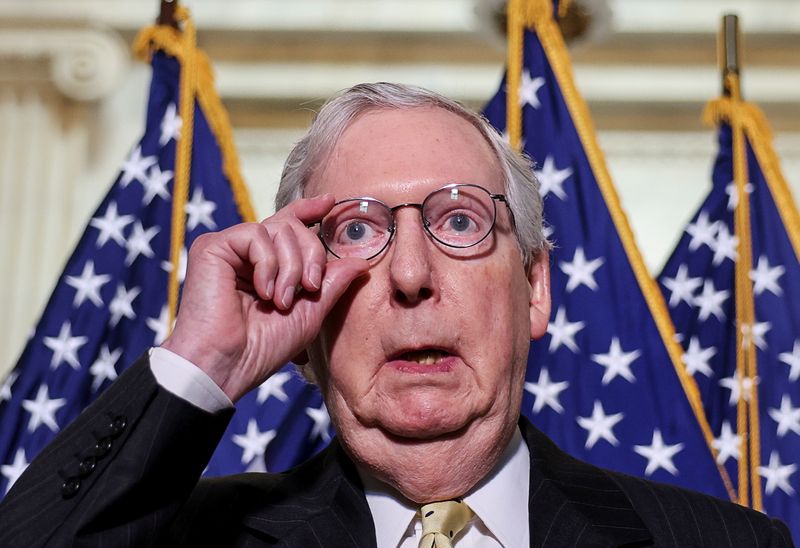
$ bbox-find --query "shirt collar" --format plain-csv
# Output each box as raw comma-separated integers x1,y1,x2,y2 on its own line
463,427,529,547
359,427,530,548
360,469,417,548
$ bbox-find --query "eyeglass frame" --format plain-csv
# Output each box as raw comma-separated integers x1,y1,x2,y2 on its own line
313,183,513,261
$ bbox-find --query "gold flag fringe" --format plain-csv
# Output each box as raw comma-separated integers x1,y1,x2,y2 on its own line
505,0,736,501
132,7,257,327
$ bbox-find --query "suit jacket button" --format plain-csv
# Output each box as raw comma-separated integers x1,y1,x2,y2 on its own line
94,437,113,457
61,477,80,499
78,456,97,477
109,415,127,437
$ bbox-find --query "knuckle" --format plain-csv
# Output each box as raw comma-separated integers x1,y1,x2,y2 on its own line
189,232,214,254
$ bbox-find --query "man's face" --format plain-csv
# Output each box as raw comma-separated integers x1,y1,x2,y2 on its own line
308,106,549,455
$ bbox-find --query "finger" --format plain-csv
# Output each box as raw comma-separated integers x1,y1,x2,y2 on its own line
271,193,336,226
270,223,304,309
250,224,278,299
294,221,328,291
313,257,370,316
193,223,277,301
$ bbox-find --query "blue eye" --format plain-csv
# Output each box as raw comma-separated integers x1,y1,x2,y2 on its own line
345,222,368,241
448,214,475,233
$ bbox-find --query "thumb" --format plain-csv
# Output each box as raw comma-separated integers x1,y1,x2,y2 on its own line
315,258,370,313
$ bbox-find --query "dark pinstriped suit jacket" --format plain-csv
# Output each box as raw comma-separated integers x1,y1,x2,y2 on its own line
0,356,793,547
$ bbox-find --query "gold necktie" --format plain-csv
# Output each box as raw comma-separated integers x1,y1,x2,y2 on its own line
418,499,474,548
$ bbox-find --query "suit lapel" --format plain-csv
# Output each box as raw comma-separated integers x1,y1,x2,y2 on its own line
521,418,653,547
235,419,652,547
240,440,378,548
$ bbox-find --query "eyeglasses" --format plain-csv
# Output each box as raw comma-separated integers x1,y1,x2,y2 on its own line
317,183,510,260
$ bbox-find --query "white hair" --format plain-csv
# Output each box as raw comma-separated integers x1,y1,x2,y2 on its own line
275,82,548,268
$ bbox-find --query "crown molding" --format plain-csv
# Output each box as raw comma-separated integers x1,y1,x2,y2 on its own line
0,20,129,102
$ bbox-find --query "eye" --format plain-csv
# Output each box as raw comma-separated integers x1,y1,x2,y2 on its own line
447,213,476,233
344,221,371,242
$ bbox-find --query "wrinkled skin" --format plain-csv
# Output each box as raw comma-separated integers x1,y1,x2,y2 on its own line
163,106,550,503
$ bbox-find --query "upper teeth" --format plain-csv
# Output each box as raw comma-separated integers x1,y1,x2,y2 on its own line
405,350,446,364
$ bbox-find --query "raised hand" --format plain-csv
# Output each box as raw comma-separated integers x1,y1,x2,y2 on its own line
161,194,369,402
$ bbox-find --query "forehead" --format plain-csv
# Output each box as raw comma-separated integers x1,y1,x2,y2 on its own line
311,106,504,200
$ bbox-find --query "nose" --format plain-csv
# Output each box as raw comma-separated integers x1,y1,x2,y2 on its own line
387,208,436,306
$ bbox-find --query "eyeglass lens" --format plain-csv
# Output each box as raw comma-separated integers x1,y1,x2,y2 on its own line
320,184,498,259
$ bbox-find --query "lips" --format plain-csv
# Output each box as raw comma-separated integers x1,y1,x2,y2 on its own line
385,347,458,373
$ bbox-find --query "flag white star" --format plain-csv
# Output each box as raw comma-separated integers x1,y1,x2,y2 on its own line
542,224,555,241
633,429,684,477
161,247,188,284
65,261,110,308
232,419,275,465
141,165,173,206
749,256,784,297
89,202,133,247
0,371,17,402
719,372,759,406
769,395,800,438
682,336,716,378
712,421,741,465
694,280,729,322
576,400,624,449
185,188,218,231
524,367,569,414
120,146,157,188
159,103,182,146
108,283,141,327
591,337,640,385
535,156,573,200
546,307,585,353
710,224,738,266
43,321,88,370
89,345,121,391
257,371,292,404
1,448,29,495
21,385,66,432
662,264,702,308
124,221,160,266
518,71,545,109
758,451,796,496
245,455,267,473
306,403,332,443
725,180,754,211
685,211,718,251
740,321,771,351
560,247,604,292
146,305,171,345
779,340,800,382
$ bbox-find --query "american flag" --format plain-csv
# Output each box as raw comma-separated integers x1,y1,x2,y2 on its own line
0,29,329,498
482,4,731,499
658,97,800,540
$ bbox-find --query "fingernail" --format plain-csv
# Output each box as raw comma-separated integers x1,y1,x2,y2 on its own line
266,279,274,299
282,286,294,308
309,264,322,289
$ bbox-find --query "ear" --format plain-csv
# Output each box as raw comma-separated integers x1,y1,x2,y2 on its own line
527,249,551,340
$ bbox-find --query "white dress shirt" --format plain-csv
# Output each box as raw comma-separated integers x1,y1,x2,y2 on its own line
148,347,531,547
360,428,530,548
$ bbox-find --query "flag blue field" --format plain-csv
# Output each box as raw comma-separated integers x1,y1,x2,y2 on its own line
483,2,731,499
0,22,329,497
658,97,800,539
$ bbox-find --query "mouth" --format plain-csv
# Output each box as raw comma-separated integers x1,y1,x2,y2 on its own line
386,347,457,373
396,348,450,364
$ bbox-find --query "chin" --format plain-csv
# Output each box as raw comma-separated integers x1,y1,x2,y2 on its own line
372,399,475,440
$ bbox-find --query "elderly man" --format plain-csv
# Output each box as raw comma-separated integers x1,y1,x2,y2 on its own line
0,83,792,547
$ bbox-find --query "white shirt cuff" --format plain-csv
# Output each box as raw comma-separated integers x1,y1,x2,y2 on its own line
149,347,233,413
